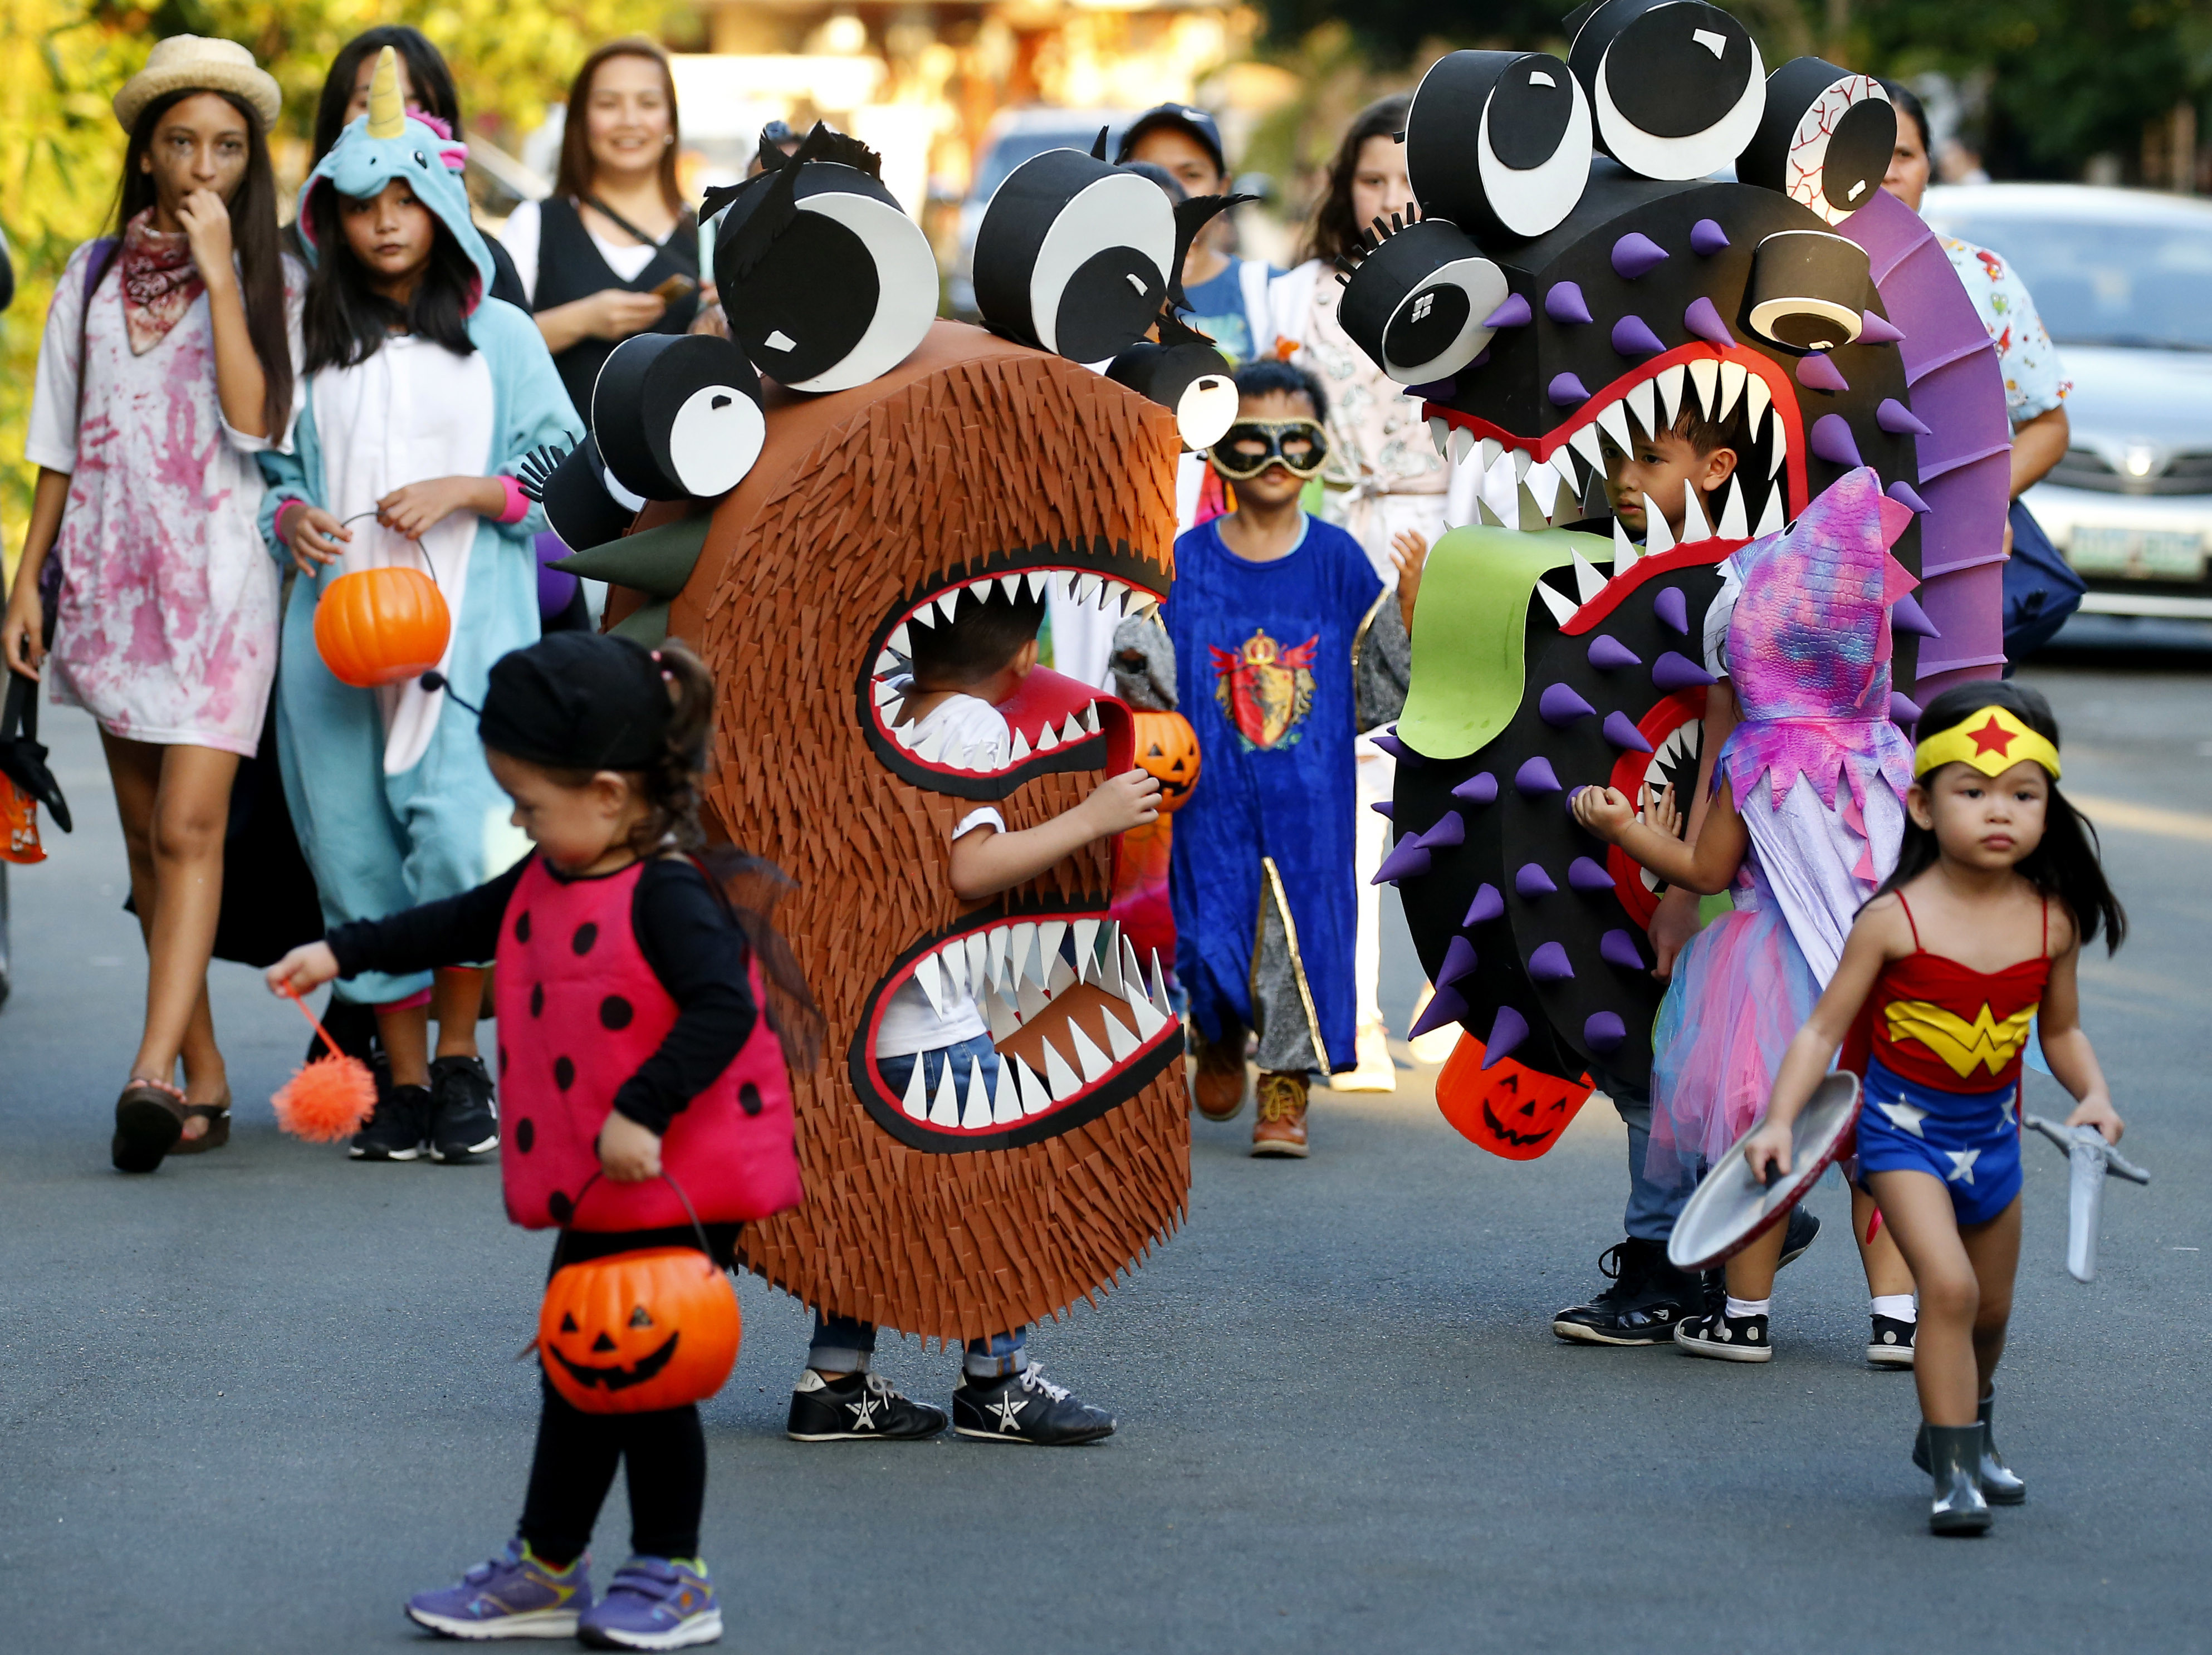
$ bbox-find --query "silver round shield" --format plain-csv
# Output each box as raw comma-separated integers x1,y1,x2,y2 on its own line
1667,1071,1862,1274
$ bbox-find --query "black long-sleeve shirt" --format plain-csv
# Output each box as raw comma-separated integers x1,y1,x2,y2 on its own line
326,856,757,1134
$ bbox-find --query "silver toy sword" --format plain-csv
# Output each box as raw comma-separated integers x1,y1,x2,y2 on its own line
2025,1115,2149,1283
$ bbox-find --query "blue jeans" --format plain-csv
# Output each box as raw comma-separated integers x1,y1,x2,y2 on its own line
1596,1066,1690,1245
818,1036,1026,1379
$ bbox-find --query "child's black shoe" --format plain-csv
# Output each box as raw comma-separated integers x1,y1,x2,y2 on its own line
350,1083,430,1161
787,1369,947,1441
1674,1308,1773,1362
1868,1314,1917,1368
428,1055,500,1164
952,1363,1116,1446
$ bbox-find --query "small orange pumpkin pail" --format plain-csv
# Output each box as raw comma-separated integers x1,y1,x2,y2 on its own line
1131,708,1200,813
539,1245,742,1414
313,566,451,688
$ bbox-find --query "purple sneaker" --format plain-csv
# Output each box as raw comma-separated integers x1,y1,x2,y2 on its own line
404,1539,591,1640
578,1557,722,1650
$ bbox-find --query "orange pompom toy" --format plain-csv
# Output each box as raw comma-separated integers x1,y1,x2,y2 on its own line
272,990,378,1142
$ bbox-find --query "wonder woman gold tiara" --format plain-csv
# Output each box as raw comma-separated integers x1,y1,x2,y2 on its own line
1912,704,2061,781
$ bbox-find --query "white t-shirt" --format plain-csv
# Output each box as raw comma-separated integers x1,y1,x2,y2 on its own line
498,198,657,305
874,691,1009,1059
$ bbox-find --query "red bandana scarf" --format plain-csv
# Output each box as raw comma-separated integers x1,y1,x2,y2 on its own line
119,209,205,356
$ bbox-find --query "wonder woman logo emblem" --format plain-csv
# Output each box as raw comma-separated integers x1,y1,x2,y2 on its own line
1885,999,2037,1079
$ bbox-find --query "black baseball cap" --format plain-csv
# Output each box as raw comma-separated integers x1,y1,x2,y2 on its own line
1115,104,1227,176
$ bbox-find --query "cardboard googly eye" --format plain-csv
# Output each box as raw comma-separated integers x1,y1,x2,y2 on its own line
1744,229,1871,351
975,150,1176,362
1105,339,1239,451
590,334,767,502
1567,0,1766,182
1738,58,1896,226
1406,50,1592,243
518,435,643,552
1338,219,1509,386
712,160,937,394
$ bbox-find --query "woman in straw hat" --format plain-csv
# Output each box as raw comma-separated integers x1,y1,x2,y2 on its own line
1,35,300,1172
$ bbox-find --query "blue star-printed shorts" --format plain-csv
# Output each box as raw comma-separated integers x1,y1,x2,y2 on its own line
1853,1054,2024,1226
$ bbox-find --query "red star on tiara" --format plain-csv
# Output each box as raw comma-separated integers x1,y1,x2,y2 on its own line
1967,714,2016,758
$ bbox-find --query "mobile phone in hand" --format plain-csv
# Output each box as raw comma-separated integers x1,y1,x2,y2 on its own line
651,272,698,304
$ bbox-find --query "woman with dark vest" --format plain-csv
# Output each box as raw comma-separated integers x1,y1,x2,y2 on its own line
499,40,704,427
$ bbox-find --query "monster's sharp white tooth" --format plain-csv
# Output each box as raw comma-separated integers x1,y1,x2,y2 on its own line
888,623,913,654
1483,451,1520,529
936,590,963,625
1119,934,1147,1002
1148,951,1174,1020
940,742,973,772
1017,973,1050,1022
1076,572,1102,607
1476,497,1507,528
1428,415,1449,458
987,925,1012,992
1041,1038,1084,1101
914,725,949,764
1034,721,1059,751
1124,978,1168,1039
928,1061,960,1127
1717,477,1749,538
1094,927,1125,995
1081,703,1101,733
1534,579,1578,624
1626,379,1656,440
1024,569,1048,602
1571,547,1608,603
1060,713,1085,745
1515,481,1549,532
1688,357,1720,417
961,1059,993,1129
1008,921,1038,987
1769,425,1787,478
939,941,969,997
1524,458,1563,521
1478,437,1502,473
1099,1004,1140,1062
1046,951,1077,996
1068,1022,1113,1084
1038,920,1068,976
1568,423,1607,476
1613,515,1642,571
1552,443,1582,491
893,719,922,749
1717,360,1747,422
1510,446,1534,479
965,931,991,998
986,985,1020,1042
992,1058,1022,1125
873,679,901,707
1595,400,1633,455
874,650,899,675
901,1056,929,1119
912,952,945,1018
1657,363,1686,429
1447,426,1475,466
1755,484,1785,537
1073,918,1100,976
1015,1055,1053,1115
1009,727,1031,762
1097,579,1125,616
1680,479,1713,542
907,603,936,631
1645,501,1676,555
1746,375,1771,443
999,574,1022,601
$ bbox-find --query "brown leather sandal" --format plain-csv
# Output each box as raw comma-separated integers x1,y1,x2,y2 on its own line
112,1078,188,1173
168,1090,233,1155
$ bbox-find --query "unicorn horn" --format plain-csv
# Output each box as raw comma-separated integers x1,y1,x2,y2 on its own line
366,46,405,139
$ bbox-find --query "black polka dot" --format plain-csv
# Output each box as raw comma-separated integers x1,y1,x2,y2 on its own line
515,910,532,943
554,1056,575,1091
571,922,599,956
530,982,545,1018
514,1118,534,1153
599,995,634,1031
498,1046,509,1077
547,1189,572,1223
739,1082,764,1117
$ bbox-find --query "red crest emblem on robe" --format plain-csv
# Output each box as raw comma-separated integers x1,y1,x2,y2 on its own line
1210,628,1318,751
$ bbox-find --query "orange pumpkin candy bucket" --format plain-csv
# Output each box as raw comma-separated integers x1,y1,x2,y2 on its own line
313,566,452,688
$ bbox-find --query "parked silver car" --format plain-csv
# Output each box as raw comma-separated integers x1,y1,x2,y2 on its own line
1922,183,2212,629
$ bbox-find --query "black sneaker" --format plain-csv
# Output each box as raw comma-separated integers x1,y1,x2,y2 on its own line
1868,1314,1917,1368
1778,1206,1820,1269
350,1083,430,1161
787,1369,948,1441
1675,1309,1773,1363
952,1363,1116,1446
1552,1238,1699,1345
428,1055,500,1164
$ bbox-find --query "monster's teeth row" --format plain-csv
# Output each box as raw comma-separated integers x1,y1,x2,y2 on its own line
885,571,1158,666
899,919,1177,1128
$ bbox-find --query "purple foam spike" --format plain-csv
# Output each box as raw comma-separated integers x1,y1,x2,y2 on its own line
1690,218,1730,256
1515,862,1558,899
1418,810,1465,849
1549,373,1592,407
1371,729,1423,766
1684,295,1733,345
1611,232,1669,281
1890,691,1923,726
1653,586,1689,635
1372,838,1432,884
1887,480,1931,515
1529,941,1575,982
1876,397,1932,437
1514,756,1563,796
1464,883,1505,926
1583,1011,1628,1054
1891,592,1940,638
1482,292,1533,329
1653,650,1716,691
1539,682,1597,726
1568,856,1616,893
1587,634,1642,670
1611,315,1667,359
1452,770,1499,805
1797,351,1849,393
1599,928,1646,971
1436,934,1479,988
1601,709,1653,753
1545,281,1593,325
1408,982,1469,1040
1858,309,1906,345
1479,1006,1529,1070
1810,413,1863,468
1370,799,1395,820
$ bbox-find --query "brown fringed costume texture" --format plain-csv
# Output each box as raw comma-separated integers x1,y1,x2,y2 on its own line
636,321,1188,1344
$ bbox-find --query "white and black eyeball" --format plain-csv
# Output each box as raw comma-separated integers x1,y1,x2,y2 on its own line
712,162,937,394
591,334,767,502
1406,50,1591,242
1744,229,1871,350
974,150,1177,363
1338,219,1508,386
1106,339,1240,451
1568,0,1766,181
1738,58,1896,224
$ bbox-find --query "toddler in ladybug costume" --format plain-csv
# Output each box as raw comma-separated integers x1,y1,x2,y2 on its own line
269,631,801,1648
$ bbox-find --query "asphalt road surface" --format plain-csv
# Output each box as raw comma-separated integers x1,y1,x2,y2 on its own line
2,665,2205,1654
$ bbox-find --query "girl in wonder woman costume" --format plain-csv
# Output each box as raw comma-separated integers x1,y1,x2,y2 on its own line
1746,682,2125,1536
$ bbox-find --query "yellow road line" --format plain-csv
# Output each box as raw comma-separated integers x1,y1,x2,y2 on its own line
2067,794,2212,844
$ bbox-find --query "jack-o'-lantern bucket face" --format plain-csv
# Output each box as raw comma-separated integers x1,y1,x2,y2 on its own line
538,1247,741,1414
1132,709,1201,812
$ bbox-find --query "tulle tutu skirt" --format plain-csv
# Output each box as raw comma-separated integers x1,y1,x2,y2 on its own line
1649,901,1821,1181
